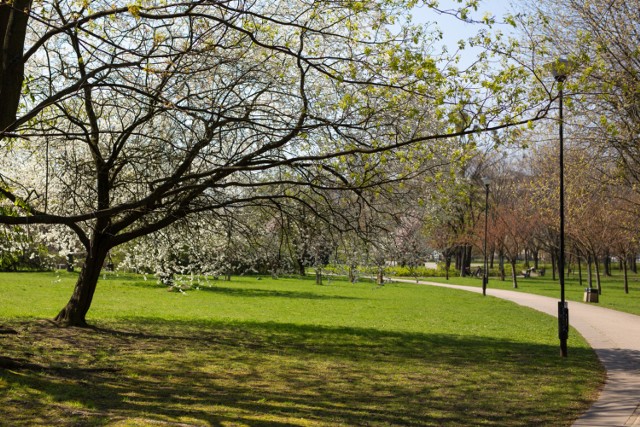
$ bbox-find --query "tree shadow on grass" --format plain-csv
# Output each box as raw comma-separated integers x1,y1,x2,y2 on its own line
123,281,361,301
190,285,362,300
0,318,604,426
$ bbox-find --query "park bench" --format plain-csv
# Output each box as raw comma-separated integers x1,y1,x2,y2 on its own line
463,266,483,277
521,267,536,278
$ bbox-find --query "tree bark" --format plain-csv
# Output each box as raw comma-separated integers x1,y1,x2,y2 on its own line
577,253,583,288
594,254,602,295
54,234,110,327
465,245,472,272
510,259,518,289
0,0,32,131
604,255,612,277
459,245,471,277
623,259,629,294
348,264,356,283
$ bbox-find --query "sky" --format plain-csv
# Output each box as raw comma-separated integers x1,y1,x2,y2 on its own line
406,1,529,155
409,0,517,65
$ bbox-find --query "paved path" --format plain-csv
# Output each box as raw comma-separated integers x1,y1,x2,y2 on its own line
400,280,640,426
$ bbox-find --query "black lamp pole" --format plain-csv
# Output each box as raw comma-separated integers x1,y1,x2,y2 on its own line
553,58,569,358
482,177,491,296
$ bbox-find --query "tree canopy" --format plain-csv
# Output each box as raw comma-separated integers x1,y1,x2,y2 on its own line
1,0,554,325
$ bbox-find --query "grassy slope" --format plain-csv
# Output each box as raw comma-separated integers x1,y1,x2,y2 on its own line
0,271,603,426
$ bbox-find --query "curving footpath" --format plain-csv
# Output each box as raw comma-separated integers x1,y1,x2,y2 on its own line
404,280,640,427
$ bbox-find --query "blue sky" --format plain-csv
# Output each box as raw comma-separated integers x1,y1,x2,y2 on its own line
410,0,516,59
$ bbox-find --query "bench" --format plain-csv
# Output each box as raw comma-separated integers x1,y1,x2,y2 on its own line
521,267,535,278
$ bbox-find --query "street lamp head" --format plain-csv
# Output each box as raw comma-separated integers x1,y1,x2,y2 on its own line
551,57,570,82
481,176,492,187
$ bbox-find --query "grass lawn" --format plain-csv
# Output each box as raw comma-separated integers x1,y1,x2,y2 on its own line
423,268,640,316
0,271,604,426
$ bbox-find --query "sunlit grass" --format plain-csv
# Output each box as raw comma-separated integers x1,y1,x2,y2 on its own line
424,267,640,315
0,271,604,426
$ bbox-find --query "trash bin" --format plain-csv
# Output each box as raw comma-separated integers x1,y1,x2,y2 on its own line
583,288,599,303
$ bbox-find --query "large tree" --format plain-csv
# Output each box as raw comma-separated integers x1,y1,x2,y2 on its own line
522,0,640,212
1,0,547,326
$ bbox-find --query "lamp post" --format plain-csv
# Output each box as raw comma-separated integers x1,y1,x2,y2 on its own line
482,177,491,296
552,57,569,358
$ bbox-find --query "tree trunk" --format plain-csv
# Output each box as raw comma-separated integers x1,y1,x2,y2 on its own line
298,260,306,276
604,255,612,277
376,267,384,285
623,259,629,294
315,267,322,285
499,251,505,281
456,245,470,277
459,245,470,277
551,251,557,281
594,255,602,295
0,0,32,131
577,253,583,288
510,259,518,288
54,236,110,327
587,255,593,289
348,264,356,283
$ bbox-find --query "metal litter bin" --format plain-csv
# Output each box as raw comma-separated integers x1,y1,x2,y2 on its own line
583,288,599,303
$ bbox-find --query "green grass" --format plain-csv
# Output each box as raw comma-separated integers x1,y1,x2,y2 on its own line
0,271,604,426
423,268,640,316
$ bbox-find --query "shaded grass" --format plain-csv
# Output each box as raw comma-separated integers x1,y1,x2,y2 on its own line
0,271,604,426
